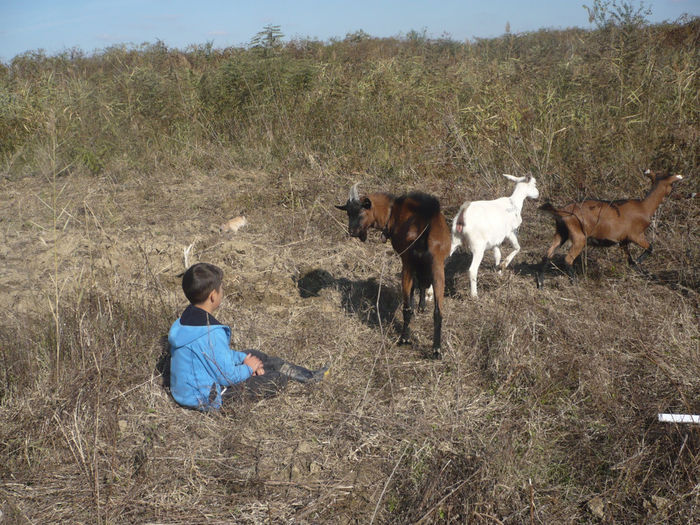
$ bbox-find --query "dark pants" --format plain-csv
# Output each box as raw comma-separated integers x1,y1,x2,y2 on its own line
221,350,289,402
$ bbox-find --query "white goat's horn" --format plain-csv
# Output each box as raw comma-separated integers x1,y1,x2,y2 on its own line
349,182,360,202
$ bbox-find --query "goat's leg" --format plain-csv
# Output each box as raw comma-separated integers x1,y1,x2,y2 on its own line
493,246,502,274
635,244,652,265
621,243,651,275
398,266,413,346
629,234,652,266
536,232,563,288
449,233,463,257
565,234,586,282
417,286,426,312
468,246,485,298
431,265,446,359
621,242,635,265
502,232,521,269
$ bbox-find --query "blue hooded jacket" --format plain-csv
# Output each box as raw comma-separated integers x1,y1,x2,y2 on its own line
168,305,252,410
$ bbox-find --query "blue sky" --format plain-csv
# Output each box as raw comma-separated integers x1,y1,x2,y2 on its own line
1,1,698,63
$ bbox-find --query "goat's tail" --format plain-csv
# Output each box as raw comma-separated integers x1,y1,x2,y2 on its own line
539,202,571,245
451,202,470,235
538,202,567,216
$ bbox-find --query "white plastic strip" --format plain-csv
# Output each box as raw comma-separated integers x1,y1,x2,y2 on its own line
658,414,700,424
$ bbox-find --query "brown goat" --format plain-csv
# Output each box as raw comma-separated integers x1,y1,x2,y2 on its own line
536,170,683,287
336,183,451,358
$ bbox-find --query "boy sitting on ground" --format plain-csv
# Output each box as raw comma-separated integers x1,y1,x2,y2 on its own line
169,262,328,411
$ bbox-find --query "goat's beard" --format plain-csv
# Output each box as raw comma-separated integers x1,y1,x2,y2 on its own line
350,230,368,242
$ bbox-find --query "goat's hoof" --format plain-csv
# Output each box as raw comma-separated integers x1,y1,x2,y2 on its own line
536,277,544,289
398,336,411,346
431,349,442,360
632,263,647,275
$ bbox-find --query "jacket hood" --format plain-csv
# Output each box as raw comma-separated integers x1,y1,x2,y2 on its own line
169,305,228,349
168,319,231,350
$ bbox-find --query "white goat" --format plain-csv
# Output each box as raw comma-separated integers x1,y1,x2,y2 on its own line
450,174,539,298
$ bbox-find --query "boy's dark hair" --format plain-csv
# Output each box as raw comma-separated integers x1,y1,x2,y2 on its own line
182,263,223,304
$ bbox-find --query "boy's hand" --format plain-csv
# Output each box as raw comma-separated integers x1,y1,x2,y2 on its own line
243,354,264,375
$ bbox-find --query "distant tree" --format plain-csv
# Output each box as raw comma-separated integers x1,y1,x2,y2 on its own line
249,24,284,52
344,30,372,43
584,0,652,30
406,28,429,44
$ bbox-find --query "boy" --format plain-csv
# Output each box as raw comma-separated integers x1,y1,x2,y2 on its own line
169,262,328,411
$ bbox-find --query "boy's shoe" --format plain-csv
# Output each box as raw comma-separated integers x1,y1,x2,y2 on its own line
280,362,331,383
309,364,331,383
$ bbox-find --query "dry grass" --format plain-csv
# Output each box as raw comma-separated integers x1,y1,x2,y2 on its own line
1,18,698,523
0,162,698,523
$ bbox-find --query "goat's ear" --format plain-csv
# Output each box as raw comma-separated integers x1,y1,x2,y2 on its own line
361,197,372,209
335,203,348,211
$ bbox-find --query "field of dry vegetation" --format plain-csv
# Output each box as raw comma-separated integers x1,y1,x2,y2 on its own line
0,8,698,524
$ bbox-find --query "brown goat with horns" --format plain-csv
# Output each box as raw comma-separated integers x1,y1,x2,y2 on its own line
336,183,451,358
536,169,683,287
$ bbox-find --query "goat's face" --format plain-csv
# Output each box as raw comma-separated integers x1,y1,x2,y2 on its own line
526,176,540,200
645,169,683,196
335,197,373,242
505,173,539,200
662,174,683,196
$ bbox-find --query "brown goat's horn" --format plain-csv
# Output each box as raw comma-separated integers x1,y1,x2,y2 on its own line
349,182,360,202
